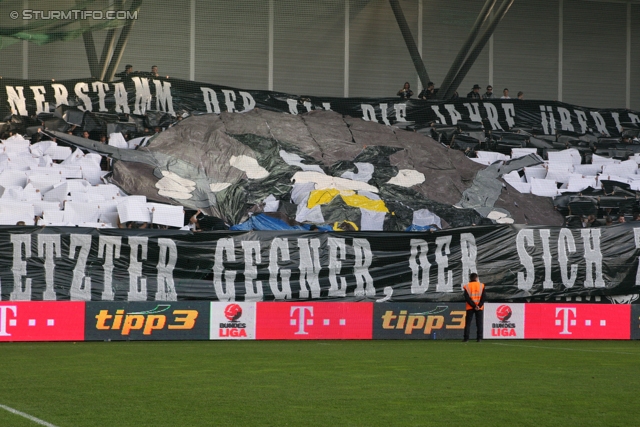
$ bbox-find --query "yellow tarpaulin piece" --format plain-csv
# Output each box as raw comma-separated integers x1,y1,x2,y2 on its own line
307,189,341,207
341,193,388,212
307,189,388,213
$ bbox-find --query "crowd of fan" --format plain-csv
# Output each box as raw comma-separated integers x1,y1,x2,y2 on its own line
398,81,524,101
573,212,639,228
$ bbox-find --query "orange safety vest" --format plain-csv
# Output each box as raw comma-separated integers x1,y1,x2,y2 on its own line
463,281,485,310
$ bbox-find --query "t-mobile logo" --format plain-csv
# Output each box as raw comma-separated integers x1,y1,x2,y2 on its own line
289,306,348,335
555,307,577,335
290,306,314,335
0,306,17,337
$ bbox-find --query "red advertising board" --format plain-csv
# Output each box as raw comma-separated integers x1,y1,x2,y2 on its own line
256,302,373,340
524,304,630,339
0,302,85,342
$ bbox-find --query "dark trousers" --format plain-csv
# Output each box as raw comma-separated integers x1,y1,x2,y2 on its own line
464,309,484,340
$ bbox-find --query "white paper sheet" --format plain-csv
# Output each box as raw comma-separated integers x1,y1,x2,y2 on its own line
43,210,65,223
573,164,602,176
98,212,119,227
0,170,28,188
43,182,69,203
92,184,121,199
108,132,128,149
602,160,637,178
27,174,64,193
547,149,581,166
71,192,106,203
591,154,616,165
545,164,574,183
45,146,73,161
63,201,100,224
503,171,531,193
470,151,510,166
567,176,599,192
32,201,62,217
0,202,35,225
117,196,150,223
6,153,39,171
530,177,561,197
524,167,547,182
147,203,184,228
3,136,30,153
81,166,104,185
65,179,92,194
511,148,538,159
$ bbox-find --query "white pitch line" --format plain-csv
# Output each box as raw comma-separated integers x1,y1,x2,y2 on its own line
0,404,59,427
492,342,640,356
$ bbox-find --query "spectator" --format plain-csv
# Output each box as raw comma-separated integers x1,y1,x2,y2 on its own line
517,91,524,100
99,134,108,144
82,131,90,139
633,212,640,221
605,216,613,226
582,215,597,228
452,91,459,99
501,88,511,99
397,82,413,100
467,84,481,100
418,82,436,100
149,65,169,79
482,85,494,99
618,215,626,224
115,64,134,79
188,209,227,231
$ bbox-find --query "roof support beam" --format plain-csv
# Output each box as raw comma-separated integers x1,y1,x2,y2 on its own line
442,0,514,100
438,0,496,99
389,0,430,89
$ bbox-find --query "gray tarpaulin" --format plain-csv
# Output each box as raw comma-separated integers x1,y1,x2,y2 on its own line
47,109,564,229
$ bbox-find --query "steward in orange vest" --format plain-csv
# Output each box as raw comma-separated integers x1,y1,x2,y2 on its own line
463,273,486,342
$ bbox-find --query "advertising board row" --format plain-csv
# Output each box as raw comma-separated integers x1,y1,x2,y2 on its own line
0,302,637,342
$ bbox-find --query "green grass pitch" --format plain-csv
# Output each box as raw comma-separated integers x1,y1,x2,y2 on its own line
0,340,638,426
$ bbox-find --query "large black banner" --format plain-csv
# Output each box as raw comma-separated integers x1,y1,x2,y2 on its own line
2,224,640,303
2,77,639,137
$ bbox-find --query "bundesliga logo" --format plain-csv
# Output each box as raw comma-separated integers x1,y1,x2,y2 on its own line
491,305,517,336
496,305,512,322
219,304,247,337
224,304,243,322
